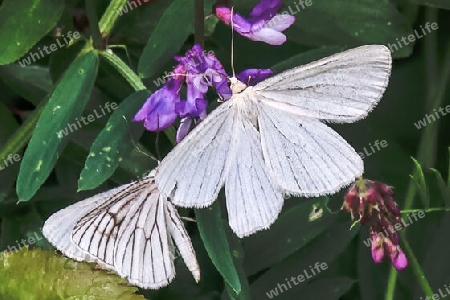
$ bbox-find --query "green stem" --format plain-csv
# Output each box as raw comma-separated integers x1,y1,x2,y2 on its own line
384,268,397,300
99,50,146,91
85,0,103,49
0,103,45,170
98,0,128,37
401,207,450,214
399,232,434,296
98,50,178,145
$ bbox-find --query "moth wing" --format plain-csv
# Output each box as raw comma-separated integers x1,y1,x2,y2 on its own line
166,200,200,282
258,102,363,196
156,101,234,208
42,183,134,268
225,115,284,237
71,176,155,269
254,45,392,123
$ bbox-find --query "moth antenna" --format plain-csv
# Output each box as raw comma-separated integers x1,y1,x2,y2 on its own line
121,116,157,161
164,73,203,79
155,131,162,162
230,6,236,78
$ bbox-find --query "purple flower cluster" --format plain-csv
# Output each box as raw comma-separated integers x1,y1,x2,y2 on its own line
134,0,293,141
343,179,408,270
134,44,273,142
214,0,295,45
134,45,228,142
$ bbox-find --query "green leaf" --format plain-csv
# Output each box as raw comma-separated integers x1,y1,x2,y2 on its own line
0,64,52,106
308,278,356,299
0,249,144,299
447,147,450,187
78,90,156,191
262,277,355,300
243,197,336,275
290,0,412,58
223,229,251,300
0,103,19,202
407,0,450,9
249,216,358,299
429,168,450,206
196,200,241,294
137,0,216,78
112,0,172,45
413,213,450,298
0,0,65,65
296,277,355,300
0,102,47,199
410,157,430,208
0,209,50,250
17,50,99,201
49,41,86,82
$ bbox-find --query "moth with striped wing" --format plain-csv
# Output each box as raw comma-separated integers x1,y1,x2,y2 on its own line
43,169,200,289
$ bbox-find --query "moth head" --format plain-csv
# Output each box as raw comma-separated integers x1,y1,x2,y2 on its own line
230,77,247,94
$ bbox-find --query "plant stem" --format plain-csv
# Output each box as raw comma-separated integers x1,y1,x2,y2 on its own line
85,0,103,49
98,0,128,37
400,231,434,296
401,207,450,214
99,50,146,91
195,0,205,47
384,268,397,300
98,50,178,145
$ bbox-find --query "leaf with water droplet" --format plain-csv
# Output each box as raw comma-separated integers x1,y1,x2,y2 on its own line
17,50,98,201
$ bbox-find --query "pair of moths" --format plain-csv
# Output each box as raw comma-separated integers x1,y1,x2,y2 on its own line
43,45,392,288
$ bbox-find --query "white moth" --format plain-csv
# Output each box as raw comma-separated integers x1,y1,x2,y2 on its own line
155,45,392,238
42,168,200,289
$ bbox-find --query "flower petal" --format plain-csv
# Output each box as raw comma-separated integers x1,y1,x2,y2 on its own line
176,118,193,143
214,78,232,100
215,7,252,33
236,68,273,86
133,88,180,131
248,0,282,23
265,14,296,32
245,27,287,45
371,237,384,263
175,97,208,119
214,6,232,25
391,251,408,270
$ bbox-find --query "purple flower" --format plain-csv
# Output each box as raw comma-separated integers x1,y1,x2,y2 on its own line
134,44,275,142
214,0,295,45
175,45,232,101
135,44,234,141
134,64,186,131
236,68,274,86
172,45,232,141
343,179,408,271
